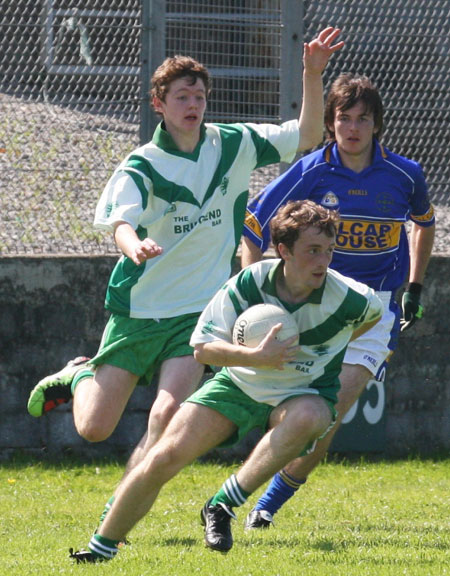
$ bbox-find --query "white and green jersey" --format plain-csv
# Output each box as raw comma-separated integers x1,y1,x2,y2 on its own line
95,120,299,318
190,259,382,407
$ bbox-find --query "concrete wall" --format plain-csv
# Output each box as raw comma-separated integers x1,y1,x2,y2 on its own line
0,255,448,461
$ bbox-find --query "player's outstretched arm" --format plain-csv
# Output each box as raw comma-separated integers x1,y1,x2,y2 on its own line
297,26,344,151
114,221,163,265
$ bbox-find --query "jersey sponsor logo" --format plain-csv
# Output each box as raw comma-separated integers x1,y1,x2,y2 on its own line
173,209,222,234
294,360,314,373
244,211,262,238
321,191,339,208
336,218,402,252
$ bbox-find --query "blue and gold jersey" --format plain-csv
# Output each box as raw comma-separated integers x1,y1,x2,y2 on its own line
244,141,435,291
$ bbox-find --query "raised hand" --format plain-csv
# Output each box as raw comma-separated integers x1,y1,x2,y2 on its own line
303,26,344,75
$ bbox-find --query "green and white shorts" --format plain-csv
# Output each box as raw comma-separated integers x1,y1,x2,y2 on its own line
89,312,201,384
186,368,337,456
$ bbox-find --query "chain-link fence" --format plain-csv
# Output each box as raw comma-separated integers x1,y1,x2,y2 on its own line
1,0,449,255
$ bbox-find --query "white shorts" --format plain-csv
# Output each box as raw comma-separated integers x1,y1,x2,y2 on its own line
344,291,399,379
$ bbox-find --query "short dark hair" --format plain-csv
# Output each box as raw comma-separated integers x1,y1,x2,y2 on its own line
325,73,384,140
150,55,211,109
270,200,339,257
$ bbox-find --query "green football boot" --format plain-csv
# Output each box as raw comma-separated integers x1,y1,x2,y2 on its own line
27,356,90,417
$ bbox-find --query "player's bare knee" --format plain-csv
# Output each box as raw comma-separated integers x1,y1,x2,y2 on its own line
289,400,331,438
75,416,114,443
302,412,328,439
149,397,181,436
143,442,186,482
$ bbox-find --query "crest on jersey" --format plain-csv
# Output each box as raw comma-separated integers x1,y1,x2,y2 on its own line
321,192,339,208
313,344,330,356
376,192,395,214
220,176,229,196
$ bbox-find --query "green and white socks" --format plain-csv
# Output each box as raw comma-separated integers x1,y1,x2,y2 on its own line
88,533,120,560
210,474,251,509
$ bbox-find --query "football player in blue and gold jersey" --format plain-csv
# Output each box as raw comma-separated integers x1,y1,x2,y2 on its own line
242,73,435,529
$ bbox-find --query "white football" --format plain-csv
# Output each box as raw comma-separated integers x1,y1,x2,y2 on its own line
232,304,299,348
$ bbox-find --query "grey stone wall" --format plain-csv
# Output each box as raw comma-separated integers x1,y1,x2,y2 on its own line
0,255,448,460
384,260,450,455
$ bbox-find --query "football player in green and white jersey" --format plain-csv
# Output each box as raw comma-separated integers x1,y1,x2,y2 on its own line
27,29,344,558
69,200,381,561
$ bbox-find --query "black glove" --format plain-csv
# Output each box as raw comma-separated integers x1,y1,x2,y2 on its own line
400,282,423,332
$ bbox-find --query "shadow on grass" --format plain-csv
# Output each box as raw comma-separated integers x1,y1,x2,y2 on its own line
159,537,198,548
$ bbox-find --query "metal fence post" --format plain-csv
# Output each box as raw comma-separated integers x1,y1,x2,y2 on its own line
280,0,303,122
140,0,166,144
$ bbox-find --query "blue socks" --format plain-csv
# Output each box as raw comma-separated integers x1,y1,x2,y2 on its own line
254,470,306,516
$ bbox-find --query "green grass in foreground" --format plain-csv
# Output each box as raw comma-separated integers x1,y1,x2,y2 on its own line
0,457,448,576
